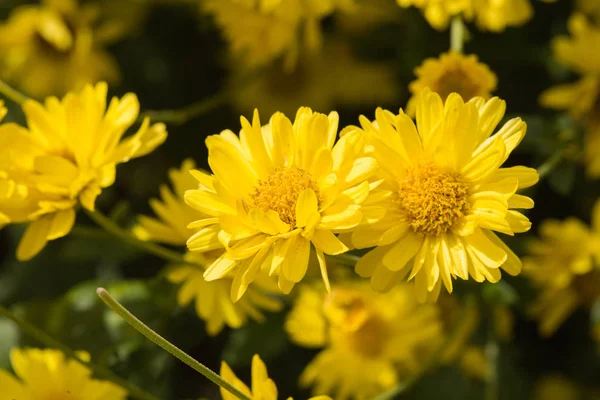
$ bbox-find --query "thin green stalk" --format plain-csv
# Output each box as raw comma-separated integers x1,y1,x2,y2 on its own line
373,299,475,400
97,288,251,400
0,305,159,400
0,79,29,105
329,253,361,266
84,209,203,270
450,16,465,53
138,90,230,125
536,148,564,179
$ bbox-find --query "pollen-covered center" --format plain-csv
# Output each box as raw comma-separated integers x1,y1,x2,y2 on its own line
397,162,470,236
251,166,320,227
434,68,482,101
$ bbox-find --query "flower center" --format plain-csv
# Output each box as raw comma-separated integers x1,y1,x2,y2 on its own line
434,68,482,101
397,162,470,236
251,166,319,227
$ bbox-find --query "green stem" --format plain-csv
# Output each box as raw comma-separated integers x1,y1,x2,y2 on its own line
84,209,203,270
373,298,475,400
96,288,251,400
138,91,229,125
450,16,465,53
0,305,159,400
484,314,499,400
536,148,564,179
0,79,29,105
329,253,361,266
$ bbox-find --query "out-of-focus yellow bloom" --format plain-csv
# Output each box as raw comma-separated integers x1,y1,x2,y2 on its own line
232,40,398,117
350,89,536,302
0,348,127,399
202,0,355,70
220,354,332,400
0,82,167,261
396,0,532,32
523,209,600,336
135,159,282,335
0,0,122,98
533,375,580,400
459,346,489,380
577,0,600,22
185,108,376,300
407,51,497,116
285,282,443,400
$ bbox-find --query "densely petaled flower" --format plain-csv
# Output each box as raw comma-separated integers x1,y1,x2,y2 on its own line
0,0,122,98
396,0,532,31
0,348,127,400
202,0,355,70
406,51,497,117
185,108,376,300
523,210,600,336
285,282,443,400
232,39,398,117
221,354,331,400
134,159,282,335
350,89,537,302
0,82,167,261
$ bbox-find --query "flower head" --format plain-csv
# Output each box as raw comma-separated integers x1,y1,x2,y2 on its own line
220,354,331,400
523,208,600,336
185,108,376,300
135,159,282,335
0,0,122,97
0,82,167,260
407,51,497,116
286,282,442,400
0,348,126,400
351,89,537,302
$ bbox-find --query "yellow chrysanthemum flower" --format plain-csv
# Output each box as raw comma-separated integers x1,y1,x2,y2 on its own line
286,282,443,400
396,0,532,31
232,39,398,117
533,375,581,400
221,354,331,400
523,211,600,336
134,159,282,335
350,89,537,302
0,0,122,98
202,0,355,70
406,51,497,117
185,108,376,300
0,348,127,399
0,82,167,261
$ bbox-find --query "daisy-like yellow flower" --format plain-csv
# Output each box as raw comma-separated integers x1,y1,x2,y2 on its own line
185,108,376,300
523,211,600,336
406,51,497,117
286,282,443,400
221,354,331,400
0,0,122,98
202,0,355,70
134,159,282,335
0,82,167,261
0,348,126,399
232,39,398,117
350,88,537,302
396,0,472,30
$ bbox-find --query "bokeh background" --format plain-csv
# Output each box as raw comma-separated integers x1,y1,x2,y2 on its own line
0,0,599,399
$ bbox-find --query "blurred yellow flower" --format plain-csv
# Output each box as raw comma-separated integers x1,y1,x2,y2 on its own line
523,211,600,336
286,282,443,400
577,0,600,22
407,51,497,116
0,348,127,399
134,159,282,335
232,40,398,117
220,354,331,400
185,108,376,300
0,0,122,98
351,89,537,302
396,0,532,31
533,375,581,400
0,82,167,261
202,0,355,70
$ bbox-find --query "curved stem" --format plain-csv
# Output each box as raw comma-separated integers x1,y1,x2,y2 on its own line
84,209,203,270
138,90,230,125
450,16,465,53
373,299,475,400
97,288,252,400
0,79,29,105
484,323,499,400
536,148,564,179
0,305,159,400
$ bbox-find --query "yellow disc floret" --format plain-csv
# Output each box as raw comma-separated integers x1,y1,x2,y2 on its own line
251,166,320,227
397,162,470,236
